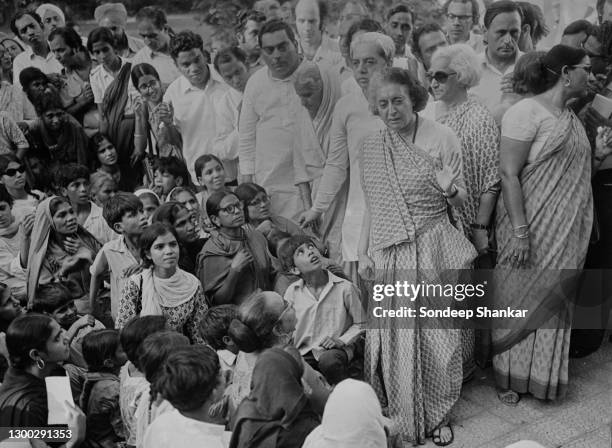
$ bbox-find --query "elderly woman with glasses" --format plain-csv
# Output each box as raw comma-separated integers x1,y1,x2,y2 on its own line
493,45,612,406
429,44,501,258
197,190,274,306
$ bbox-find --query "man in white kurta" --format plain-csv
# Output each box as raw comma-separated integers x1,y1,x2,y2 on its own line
163,31,228,181
239,21,313,220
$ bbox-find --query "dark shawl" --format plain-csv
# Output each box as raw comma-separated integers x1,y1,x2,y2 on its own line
198,227,272,305
101,61,134,168
230,348,319,448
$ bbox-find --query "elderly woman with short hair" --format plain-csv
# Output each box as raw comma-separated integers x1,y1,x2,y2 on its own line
359,67,476,446
429,44,501,258
429,43,501,385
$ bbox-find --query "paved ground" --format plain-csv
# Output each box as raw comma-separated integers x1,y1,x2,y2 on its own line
417,343,612,448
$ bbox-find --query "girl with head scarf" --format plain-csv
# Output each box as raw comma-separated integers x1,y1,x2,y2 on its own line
25,196,101,307
230,347,320,448
302,379,390,448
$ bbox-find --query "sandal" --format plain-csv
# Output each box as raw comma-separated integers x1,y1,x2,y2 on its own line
432,423,454,447
497,389,520,406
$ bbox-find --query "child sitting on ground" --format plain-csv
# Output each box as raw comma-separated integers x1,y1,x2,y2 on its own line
199,304,239,379
119,315,167,448
279,235,366,385
80,329,128,448
143,345,228,448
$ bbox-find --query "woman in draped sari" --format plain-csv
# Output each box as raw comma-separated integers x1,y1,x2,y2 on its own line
493,45,612,404
25,196,101,307
294,61,346,263
359,68,476,446
429,44,501,377
88,27,141,189
198,190,273,306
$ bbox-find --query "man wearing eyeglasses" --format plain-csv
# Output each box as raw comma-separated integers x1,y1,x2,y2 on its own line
443,0,484,53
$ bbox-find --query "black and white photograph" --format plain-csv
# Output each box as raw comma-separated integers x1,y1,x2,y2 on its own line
0,0,610,446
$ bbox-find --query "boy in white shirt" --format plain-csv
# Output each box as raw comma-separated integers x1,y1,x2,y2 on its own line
280,235,365,385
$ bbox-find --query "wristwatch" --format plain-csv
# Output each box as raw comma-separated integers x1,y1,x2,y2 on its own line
443,184,459,199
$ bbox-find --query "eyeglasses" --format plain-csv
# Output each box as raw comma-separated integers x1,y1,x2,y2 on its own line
248,195,270,208
446,13,473,21
569,64,592,74
218,201,243,215
4,166,25,177
138,80,159,92
425,71,457,83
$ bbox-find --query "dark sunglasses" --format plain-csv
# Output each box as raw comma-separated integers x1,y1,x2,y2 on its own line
4,166,25,177
425,71,457,83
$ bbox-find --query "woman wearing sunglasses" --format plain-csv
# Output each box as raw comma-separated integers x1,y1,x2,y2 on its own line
493,44,612,406
429,45,500,263
0,154,44,226
359,67,477,447
198,190,274,306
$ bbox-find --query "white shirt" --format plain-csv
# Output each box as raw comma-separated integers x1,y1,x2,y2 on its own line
131,46,181,88
212,88,242,182
12,46,62,91
90,57,140,113
284,271,365,360
239,64,314,219
469,50,523,114
312,90,384,262
143,409,227,448
163,66,229,181
83,201,117,246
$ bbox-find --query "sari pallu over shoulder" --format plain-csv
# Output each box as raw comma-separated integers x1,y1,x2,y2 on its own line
492,111,593,354
26,197,101,305
198,227,272,304
101,62,134,168
360,128,449,252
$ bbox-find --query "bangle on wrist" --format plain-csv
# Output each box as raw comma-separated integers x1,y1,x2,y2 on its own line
470,223,491,231
513,232,529,239
443,184,459,199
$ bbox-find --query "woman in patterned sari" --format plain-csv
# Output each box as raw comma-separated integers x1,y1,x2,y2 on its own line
494,45,612,405
359,68,476,446
429,44,501,377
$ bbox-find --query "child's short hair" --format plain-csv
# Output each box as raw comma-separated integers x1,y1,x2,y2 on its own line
194,154,223,179
29,282,74,314
154,156,192,187
103,192,143,230
54,163,90,190
267,229,291,258
82,329,121,373
119,316,167,368
153,345,220,412
277,234,317,272
89,132,112,154
90,172,116,198
199,305,237,350
137,330,190,383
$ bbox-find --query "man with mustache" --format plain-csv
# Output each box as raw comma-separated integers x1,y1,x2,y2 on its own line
469,0,523,122
10,10,62,92
239,19,314,220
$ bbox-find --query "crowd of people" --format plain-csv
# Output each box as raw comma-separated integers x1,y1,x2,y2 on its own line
0,0,610,446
